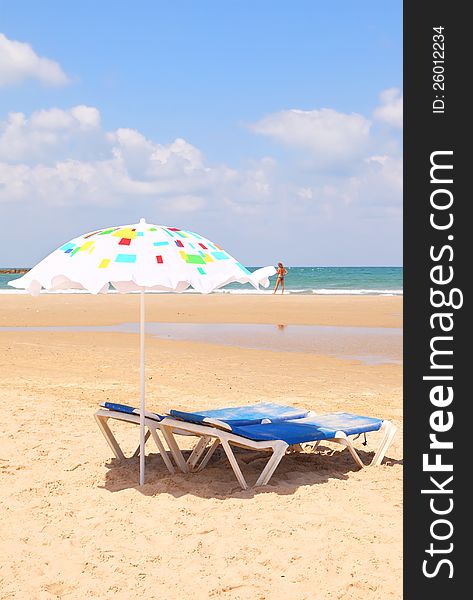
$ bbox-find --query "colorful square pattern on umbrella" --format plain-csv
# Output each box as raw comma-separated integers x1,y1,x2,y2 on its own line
52,222,272,286
115,254,136,263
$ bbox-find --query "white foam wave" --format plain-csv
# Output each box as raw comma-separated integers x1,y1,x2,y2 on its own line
0,287,403,296
309,288,402,296
212,288,402,295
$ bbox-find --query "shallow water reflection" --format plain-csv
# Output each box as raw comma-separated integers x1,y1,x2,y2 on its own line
1,322,402,365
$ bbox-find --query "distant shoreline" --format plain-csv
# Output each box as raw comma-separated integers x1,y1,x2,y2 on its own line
0,266,403,294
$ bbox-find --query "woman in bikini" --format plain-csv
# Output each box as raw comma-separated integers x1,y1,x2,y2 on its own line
273,261,288,294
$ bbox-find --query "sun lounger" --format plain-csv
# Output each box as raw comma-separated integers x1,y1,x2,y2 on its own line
94,402,188,474
95,402,396,489
160,403,397,489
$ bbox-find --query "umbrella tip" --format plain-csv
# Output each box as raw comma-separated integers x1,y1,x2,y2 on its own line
139,217,146,224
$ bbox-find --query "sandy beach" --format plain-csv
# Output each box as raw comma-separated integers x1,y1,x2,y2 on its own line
0,294,402,600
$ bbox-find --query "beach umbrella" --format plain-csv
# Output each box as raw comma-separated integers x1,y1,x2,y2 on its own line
9,218,276,485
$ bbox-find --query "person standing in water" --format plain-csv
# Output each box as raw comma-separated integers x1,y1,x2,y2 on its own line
273,261,288,294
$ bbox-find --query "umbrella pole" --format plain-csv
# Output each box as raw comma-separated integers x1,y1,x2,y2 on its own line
139,290,145,486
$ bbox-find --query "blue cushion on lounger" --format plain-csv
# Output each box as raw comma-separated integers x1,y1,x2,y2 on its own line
102,402,137,414
101,402,164,421
229,413,383,445
169,402,309,427
297,412,382,437
230,421,327,445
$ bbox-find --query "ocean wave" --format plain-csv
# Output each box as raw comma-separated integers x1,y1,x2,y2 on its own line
0,287,403,296
213,288,402,295
309,288,402,296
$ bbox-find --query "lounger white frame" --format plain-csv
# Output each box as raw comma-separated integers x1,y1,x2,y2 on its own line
95,407,397,490
94,408,188,475
159,415,397,489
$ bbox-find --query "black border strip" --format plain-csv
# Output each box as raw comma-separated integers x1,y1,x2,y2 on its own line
404,2,466,595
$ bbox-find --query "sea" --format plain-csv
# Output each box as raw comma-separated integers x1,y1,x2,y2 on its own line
0,266,402,295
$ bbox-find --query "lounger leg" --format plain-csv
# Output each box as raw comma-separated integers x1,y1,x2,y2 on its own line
334,436,365,469
196,438,221,471
187,436,211,471
254,443,288,487
95,415,125,461
160,426,188,473
370,421,397,466
132,430,151,458
146,426,175,474
220,439,248,490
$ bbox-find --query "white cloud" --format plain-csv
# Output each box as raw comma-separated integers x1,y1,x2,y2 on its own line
373,88,403,128
246,99,402,223
297,187,313,200
0,33,69,87
315,155,402,215
0,100,401,218
29,106,100,131
366,155,389,165
0,106,102,163
109,130,206,181
0,105,273,211
250,108,371,165
0,92,402,266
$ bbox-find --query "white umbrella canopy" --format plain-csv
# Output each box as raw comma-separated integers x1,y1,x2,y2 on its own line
9,218,275,295
10,218,276,485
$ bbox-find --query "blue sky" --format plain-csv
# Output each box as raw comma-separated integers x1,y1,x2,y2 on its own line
0,1,402,266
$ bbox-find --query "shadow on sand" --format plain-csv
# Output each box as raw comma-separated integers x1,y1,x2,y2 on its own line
99,445,402,499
